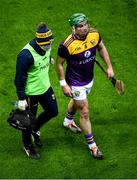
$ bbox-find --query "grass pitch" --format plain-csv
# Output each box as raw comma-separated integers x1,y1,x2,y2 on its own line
0,0,137,179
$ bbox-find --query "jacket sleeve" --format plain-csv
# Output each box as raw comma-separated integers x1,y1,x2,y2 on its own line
14,49,34,100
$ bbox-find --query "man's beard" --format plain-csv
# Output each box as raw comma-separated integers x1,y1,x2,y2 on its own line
75,32,88,40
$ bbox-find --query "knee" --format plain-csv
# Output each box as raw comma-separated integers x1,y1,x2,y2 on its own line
80,107,89,119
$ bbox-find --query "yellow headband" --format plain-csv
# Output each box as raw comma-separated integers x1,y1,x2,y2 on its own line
36,41,52,46
36,30,52,38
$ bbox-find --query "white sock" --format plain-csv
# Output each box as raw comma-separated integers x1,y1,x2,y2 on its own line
64,117,73,124
88,142,97,149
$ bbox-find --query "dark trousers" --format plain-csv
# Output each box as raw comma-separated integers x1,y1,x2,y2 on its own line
22,87,58,147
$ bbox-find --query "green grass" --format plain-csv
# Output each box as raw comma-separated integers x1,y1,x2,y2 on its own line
0,0,137,179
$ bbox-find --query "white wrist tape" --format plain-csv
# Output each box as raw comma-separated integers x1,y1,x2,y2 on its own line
59,79,67,87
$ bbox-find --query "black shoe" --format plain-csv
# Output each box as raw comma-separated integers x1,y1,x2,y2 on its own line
24,144,40,159
32,131,43,147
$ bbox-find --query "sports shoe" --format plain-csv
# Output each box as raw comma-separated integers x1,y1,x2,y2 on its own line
32,131,43,147
24,144,40,159
90,146,103,160
63,121,82,133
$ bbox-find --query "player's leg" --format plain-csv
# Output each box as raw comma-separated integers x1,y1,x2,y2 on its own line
63,99,82,133
75,98,103,160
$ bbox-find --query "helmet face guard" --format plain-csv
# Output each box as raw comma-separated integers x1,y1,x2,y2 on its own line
68,13,88,27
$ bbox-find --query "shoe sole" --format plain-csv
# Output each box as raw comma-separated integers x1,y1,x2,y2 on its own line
92,155,104,160
63,124,82,133
90,151,104,160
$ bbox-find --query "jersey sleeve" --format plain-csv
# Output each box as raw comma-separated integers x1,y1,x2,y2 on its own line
57,43,69,59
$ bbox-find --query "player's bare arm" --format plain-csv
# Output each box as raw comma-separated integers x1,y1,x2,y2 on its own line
57,55,73,97
98,41,114,78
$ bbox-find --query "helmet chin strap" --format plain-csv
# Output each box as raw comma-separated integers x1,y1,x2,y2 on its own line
72,26,75,34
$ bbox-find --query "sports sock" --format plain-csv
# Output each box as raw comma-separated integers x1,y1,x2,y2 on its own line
64,111,75,124
84,133,97,149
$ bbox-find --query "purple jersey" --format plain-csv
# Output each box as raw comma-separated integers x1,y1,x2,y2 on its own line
58,31,101,86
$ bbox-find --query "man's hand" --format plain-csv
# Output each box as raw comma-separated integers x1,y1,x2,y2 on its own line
106,67,114,79
62,85,73,97
59,79,73,97
18,100,28,111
